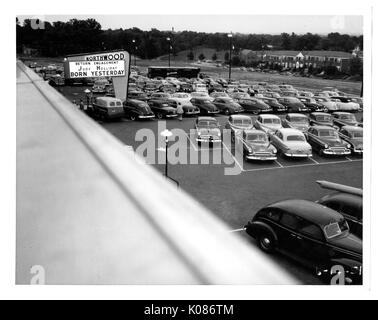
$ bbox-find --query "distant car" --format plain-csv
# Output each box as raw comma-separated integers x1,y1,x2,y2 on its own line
90,96,124,120
313,96,339,112
309,112,335,128
212,97,244,115
123,99,155,121
167,99,200,116
190,91,212,100
277,97,308,113
254,114,282,134
282,113,310,132
236,98,272,115
150,92,171,100
316,180,362,239
298,91,315,98
306,126,351,156
190,98,219,115
338,126,363,155
259,97,287,113
264,92,281,99
240,129,277,161
224,115,253,142
194,117,222,144
330,97,359,112
245,199,362,284
147,99,178,119
169,92,193,106
127,90,149,101
280,90,298,97
349,97,363,110
332,112,360,128
270,128,312,158
298,97,326,112
210,91,229,99
228,92,251,100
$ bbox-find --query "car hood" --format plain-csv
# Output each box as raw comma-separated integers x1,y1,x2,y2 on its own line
263,123,282,131
284,141,311,149
313,120,334,127
245,141,275,152
198,103,217,111
328,233,362,256
198,127,221,136
349,138,363,146
320,137,347,147
289,122,310,132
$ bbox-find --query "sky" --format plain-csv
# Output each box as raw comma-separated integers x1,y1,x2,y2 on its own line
18,15,363,35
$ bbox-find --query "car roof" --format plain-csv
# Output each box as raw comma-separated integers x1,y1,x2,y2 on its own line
277,128,302,135
286,113,307,118
244,129,266,135
311,112,330,116
321,193,362,207
267,199,343,226
259,114,280,119
230,115,251,120
310,125,337,130
341,125,363,132
333,112,352,115
198,116,217,121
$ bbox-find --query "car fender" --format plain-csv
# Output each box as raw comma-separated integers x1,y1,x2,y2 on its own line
248,221,278,241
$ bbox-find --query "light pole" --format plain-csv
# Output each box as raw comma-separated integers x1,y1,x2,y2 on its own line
167,37,171,67
132,39,137,67
160,129,173,177
84,88,91,110
227,33,233,82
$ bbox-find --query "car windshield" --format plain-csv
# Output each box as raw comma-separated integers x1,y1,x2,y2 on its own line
350,131,363,138
289,117,309,123
318,129,338,138
315,115,331,121
203,100,212,104
173,94,189,98
340,114,356,121
233,119,252,127
324,220,349,239
198,121,218,128
246,133,268,143
286,135,305,142
263,118,281,124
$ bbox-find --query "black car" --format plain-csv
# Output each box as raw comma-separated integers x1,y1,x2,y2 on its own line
147,99,178,119
332,112,360,129
259,97,287,113
298,97,326,112
235,97,272,115
123,99,155,121
212,97,244,115
127,90,149,102
190,98,219,115
277,97,308,113
245,199,362,284
306,126,351,156
316,180,362,239
309,112,335,127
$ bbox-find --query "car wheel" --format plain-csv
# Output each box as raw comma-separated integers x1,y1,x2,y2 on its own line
157,113,163,119
318,149,324,156
130,115,136,121
323,107,328,113
253,110,259,115
224,109,230,115
258,233,275,253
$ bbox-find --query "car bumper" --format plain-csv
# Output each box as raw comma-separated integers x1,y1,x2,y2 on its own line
185,110,200,115
353,149,363,155
245,154,277,160
259,109,273,113
138,115,155,119
323,149,351,155
196,137,222,143
165,114,178,118
284,152,312,157
207,110,220,114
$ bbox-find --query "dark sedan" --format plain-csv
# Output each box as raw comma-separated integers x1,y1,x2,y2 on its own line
212,97,244,115
277,97,308,113
235,97,272,115
123,99,155,121
245,199,362,284
338,126,363,155
190,98,220,115
259,97,287,113
127,90,150,102
309,112,335,127
147,99,178,119
332,112,360,129
306,126,351,156
299,97,326,112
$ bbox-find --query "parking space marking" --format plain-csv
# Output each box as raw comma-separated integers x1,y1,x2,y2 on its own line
345,157,353,161
185,133,198,151
308,157,320,164
274,160,284,168
222,141,244,172
229,228,246,233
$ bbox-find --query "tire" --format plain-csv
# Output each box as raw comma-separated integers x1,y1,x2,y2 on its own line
258,233,275,253
130,115,136,121
157,113,163,119
224,109,230,115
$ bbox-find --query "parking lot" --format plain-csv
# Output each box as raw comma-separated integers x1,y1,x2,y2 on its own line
96,112,362,284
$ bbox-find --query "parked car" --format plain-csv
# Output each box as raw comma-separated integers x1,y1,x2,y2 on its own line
280,90,298,97
254,114,282,134
212,97,244,115
147,99,178,119
150,92,171,100
92,78,110,94
190,98,219,115
240,129,277,161
235,97,272,115
338,126,363,155
349,97,363,110
210,91,229,99
316,180,362,239
330,97,360,112
127,90,149,101
228,92,250,100
264,92,281,99
277,97,308,113
190,91,212,100
282,113,310,132
270,128,312,158
313,96,339,112
332,112,360,128
259,97,287,113
306,126,351,156
298,97,326,112
245,199,362,284
90,96,124,120
167,99,200,116
123,99,155,121
309,112,335,127
169,92,192,106
194,117,222,144
224,115,253,142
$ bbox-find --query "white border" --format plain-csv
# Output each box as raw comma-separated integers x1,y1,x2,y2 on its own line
1,0,376,300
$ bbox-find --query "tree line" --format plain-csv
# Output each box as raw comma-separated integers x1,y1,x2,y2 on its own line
16,18,363,58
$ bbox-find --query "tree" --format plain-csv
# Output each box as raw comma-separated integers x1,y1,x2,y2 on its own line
349,57,363,76
198,53,205,61
212,53,217,61
224,52,229,62
187,51,194,60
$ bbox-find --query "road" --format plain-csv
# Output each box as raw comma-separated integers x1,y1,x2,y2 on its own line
100,113,363,284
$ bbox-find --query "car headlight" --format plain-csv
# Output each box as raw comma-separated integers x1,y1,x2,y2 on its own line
324,144,329,149
217,132,221,137
247,147,253,153
347,143,351,148
272,148,277,154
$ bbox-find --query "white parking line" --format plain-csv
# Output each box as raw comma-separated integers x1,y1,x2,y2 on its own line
308,157,320,164
345,157,353,161
185,133,198,151
274,160,284,168
222,141,244,172
229,228,246,233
